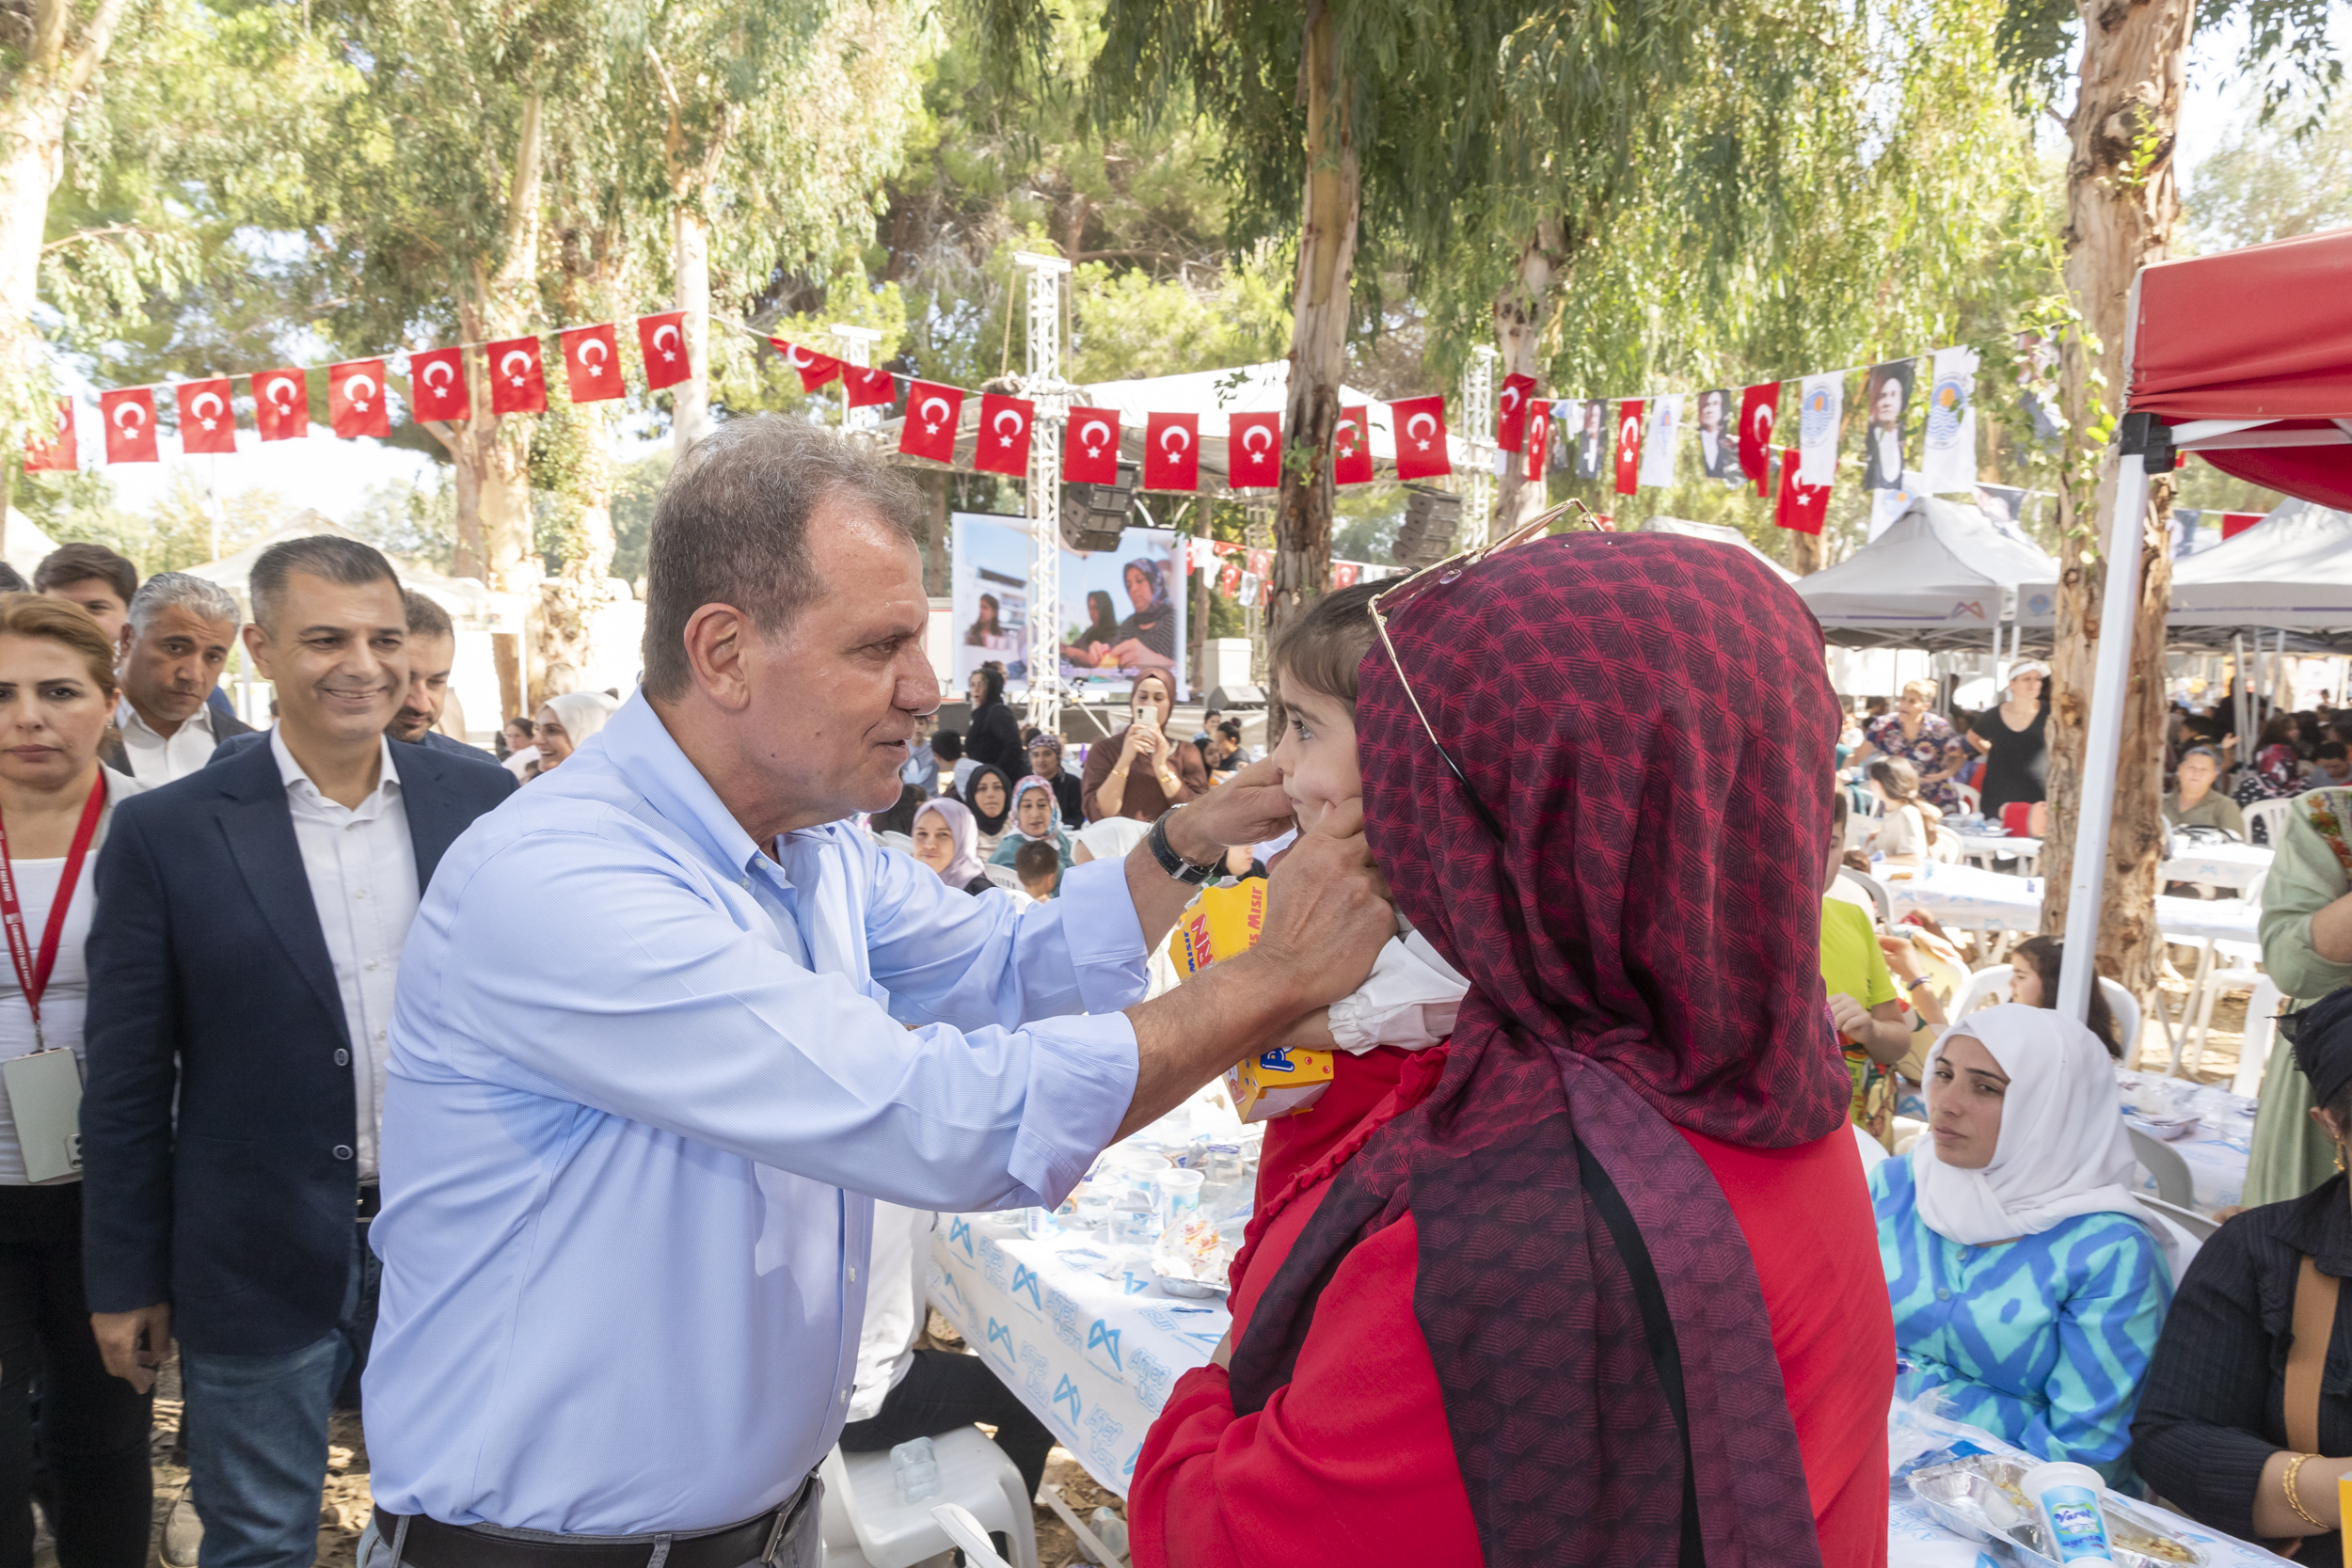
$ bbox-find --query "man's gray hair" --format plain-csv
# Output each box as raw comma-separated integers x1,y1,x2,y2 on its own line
642,417,925,701
402,587,454,641
249,535,400,633
127,571,241,637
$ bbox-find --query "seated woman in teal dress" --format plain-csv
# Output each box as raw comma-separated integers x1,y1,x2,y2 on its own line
1870,1004,2177,1481
988,774,1074,882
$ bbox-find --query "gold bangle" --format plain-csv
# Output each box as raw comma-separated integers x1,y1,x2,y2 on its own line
2284,1452,2329,1531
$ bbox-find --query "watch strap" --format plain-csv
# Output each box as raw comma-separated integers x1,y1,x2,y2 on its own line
1149,809,1222,885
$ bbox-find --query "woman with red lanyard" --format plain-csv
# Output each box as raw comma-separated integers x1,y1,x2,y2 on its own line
1130,527,1896,1568
0,594,153,1568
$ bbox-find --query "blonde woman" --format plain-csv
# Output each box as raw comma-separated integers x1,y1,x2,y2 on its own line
1851,679,1965,814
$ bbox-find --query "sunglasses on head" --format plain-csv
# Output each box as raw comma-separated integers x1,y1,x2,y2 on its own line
1366,498,1598,839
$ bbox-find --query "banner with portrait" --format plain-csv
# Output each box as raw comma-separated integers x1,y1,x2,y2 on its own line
951,513,1188,701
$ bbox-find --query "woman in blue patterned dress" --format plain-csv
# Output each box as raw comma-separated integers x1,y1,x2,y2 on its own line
1870,1006,2176,1481
1851,680,1967,815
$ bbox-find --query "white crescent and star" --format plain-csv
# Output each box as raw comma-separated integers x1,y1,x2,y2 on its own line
653,324,680,356
1406,411,1437,449
918,395,951,435
1619,416,1641,462
342,372,377,411
1500,385,1523,414
1242,423,1274,454
422,359,455,390
1336,419,1360,451
264,377,297,413
576,337,611,371
501,349,534,387
112,400,146,432
1159,424,1192,453
992,407,1025,447
1076,418,1110,457
190,390,224,423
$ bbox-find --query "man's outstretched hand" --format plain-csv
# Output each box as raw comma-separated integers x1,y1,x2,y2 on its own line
1167,758,1298,862
1244,798,1392,1013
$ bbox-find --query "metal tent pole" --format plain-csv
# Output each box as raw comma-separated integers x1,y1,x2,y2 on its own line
1013,252,1073,734
1462,347,1496,548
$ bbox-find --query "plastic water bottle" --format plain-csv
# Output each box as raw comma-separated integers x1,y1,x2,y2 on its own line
890,1436,941,1503
1085,1508,1129,1564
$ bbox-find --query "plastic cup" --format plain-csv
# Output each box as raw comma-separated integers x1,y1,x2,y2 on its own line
890,1436,941,1504
2021,1461,2113,1562
1153,1167,1205,1227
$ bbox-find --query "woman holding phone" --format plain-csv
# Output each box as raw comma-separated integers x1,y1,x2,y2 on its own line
0,594,153,1568
1082,671,1208,822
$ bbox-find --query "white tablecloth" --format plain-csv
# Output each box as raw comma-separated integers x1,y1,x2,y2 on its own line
928,1213,1226,1497
2118,1073,2257,1214
1883,863,2260,944
1951,834,2272,893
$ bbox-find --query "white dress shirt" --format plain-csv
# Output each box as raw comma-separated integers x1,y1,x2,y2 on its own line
849,1202,934,1421
364,692,1145,1534
116,700,219,784
273,730,419,1180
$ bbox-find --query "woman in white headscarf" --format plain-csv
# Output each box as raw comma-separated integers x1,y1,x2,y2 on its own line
908,797,993,895
988,775,1074,875
532,691,621,774
1868,1005,2175,1481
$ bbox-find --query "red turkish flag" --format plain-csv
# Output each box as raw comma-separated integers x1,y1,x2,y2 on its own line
1330,562,1361,590
636,312,691,391
561,325,625,404
1497,373,1536,452
1144,412,1199,491
1776,445,1828,534
1613,399,1645,496
771,339,841,393
2218,510,2265,540
408,347,469,423
1738,383,1780,498
328,358,389,439
1523,399,1551,481
1216,560,1242,598
1064,408,1121,483
975,393,1034,478
1228,411,1280,488
1390,396,1450,481
843,366,895,408
1246,547,1274,580
176,379,236,454
101,388,159,464
487,338,548,416
23,400,75,472
1333,405,1373,485
251,369,309,441
898,381,963,464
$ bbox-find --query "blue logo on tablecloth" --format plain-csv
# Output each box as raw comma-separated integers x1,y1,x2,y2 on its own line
984,1318,1016,1369
1048,1288,1082,1350
978,1239,1009,1290
1053,1374,1083,1424
1010,1263,1043,1314
1124,1445,1140,1479
948,1216,974,1258
1084,1405,1124,1474
1129,1346,1173,1412
1086,1320,1122,1373
1120,1271,1152,1296
1021,1342,1053,1402
935,1272,967,1317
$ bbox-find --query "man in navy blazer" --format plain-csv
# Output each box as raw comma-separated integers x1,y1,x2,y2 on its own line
82,536,514,1568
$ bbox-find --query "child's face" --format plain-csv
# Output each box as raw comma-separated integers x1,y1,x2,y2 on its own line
1271,679,1361,830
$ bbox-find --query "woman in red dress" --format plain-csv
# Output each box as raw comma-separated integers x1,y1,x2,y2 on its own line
1130,529,1896,1567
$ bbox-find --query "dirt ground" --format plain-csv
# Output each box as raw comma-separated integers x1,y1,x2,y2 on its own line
131,1318,1131,1568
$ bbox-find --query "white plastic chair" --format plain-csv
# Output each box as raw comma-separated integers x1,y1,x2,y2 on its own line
818,1426,1039,1568
1947,965,2142,1058
1836,866,1894,928
2127,1126,2196,1208
2181,940,2272,1080
2245,797,2296,848
1950,781,1982,817
2233,974,2284,1097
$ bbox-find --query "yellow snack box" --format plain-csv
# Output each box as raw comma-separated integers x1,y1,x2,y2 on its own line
1166,879,1334,1122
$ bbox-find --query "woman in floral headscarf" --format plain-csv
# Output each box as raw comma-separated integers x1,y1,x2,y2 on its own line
1130,531,1894,1568
989,774,1074,877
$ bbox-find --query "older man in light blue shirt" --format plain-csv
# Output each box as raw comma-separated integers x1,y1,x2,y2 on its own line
360,418,1390,1568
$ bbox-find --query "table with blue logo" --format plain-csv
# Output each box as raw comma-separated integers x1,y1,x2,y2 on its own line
927,1212,1229,1497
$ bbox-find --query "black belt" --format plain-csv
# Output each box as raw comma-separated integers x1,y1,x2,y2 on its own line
373,1481,810,1568
358,1183,383,1223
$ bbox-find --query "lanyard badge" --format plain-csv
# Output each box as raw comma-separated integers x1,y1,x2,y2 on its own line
0,776,106,1054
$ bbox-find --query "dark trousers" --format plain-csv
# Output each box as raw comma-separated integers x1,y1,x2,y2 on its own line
838,1349,1055,1501
0,1182,152,1568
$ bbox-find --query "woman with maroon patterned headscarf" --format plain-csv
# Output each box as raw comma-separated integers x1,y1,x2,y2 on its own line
1129,531,1895,1568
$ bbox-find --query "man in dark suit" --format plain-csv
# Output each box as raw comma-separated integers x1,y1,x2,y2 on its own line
99,572,254,784
81,536,515,1568
387,590,496,763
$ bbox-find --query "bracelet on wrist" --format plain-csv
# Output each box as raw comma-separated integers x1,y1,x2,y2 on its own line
2285,1452,2329,1530
1906,974,1932,990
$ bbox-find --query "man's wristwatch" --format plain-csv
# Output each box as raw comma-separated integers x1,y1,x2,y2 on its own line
1148,807,1225,885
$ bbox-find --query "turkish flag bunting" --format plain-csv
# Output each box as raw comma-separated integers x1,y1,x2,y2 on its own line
252,369,309,441
1333,405,1374,485
1497,373,1535,452
328,358,389,439
24,400,75,472
1524,399,1551,481
1390,396,1450,481
1330,562,1361,590
1064,407,1121,483
1144,411,1199,491
843,366,895,408
1739,383,1780,498
101,388,159,464
1613,399,1645,496
898,381,963,464
1228,412,1280,488
2218,510,2265,540
1216,560,1242,598
975,393,1034,478
176,379,236,454
636,313,691,391
1776,445,1828,534
562,325,625,404
1246,546,1273,580
488,338,548,416
409,348,469,422
771,339,841,393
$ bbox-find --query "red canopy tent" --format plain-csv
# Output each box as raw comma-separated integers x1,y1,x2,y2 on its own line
2059,226,2352,1025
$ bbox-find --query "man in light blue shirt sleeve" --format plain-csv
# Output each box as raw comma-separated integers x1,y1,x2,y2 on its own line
358,418,1392,1568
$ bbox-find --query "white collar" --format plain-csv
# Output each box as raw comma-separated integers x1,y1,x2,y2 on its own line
270,726,401,799
115,697,199,744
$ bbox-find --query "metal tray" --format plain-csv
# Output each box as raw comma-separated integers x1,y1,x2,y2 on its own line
1908,1453,2207,1567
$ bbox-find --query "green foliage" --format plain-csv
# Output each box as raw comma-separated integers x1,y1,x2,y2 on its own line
344,472,460,572
2186,91,2352,250
31,469,281,577
610,446,673,587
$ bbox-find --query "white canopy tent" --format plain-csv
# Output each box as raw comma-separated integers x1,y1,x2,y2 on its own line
2168,499,2352,650
1788,496,2060,650
1635,516,1799,584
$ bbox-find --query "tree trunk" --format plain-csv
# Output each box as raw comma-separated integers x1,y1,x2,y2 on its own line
0,0,134,447
1266,1,1359,661
1489,221,1565,536
672,204,711,459
2034,0,2191,1037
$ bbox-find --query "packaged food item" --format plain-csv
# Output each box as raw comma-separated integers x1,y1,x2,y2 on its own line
1152,1212,1232,1296
1166,879,1335,1121
2021,1462,2114,1563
